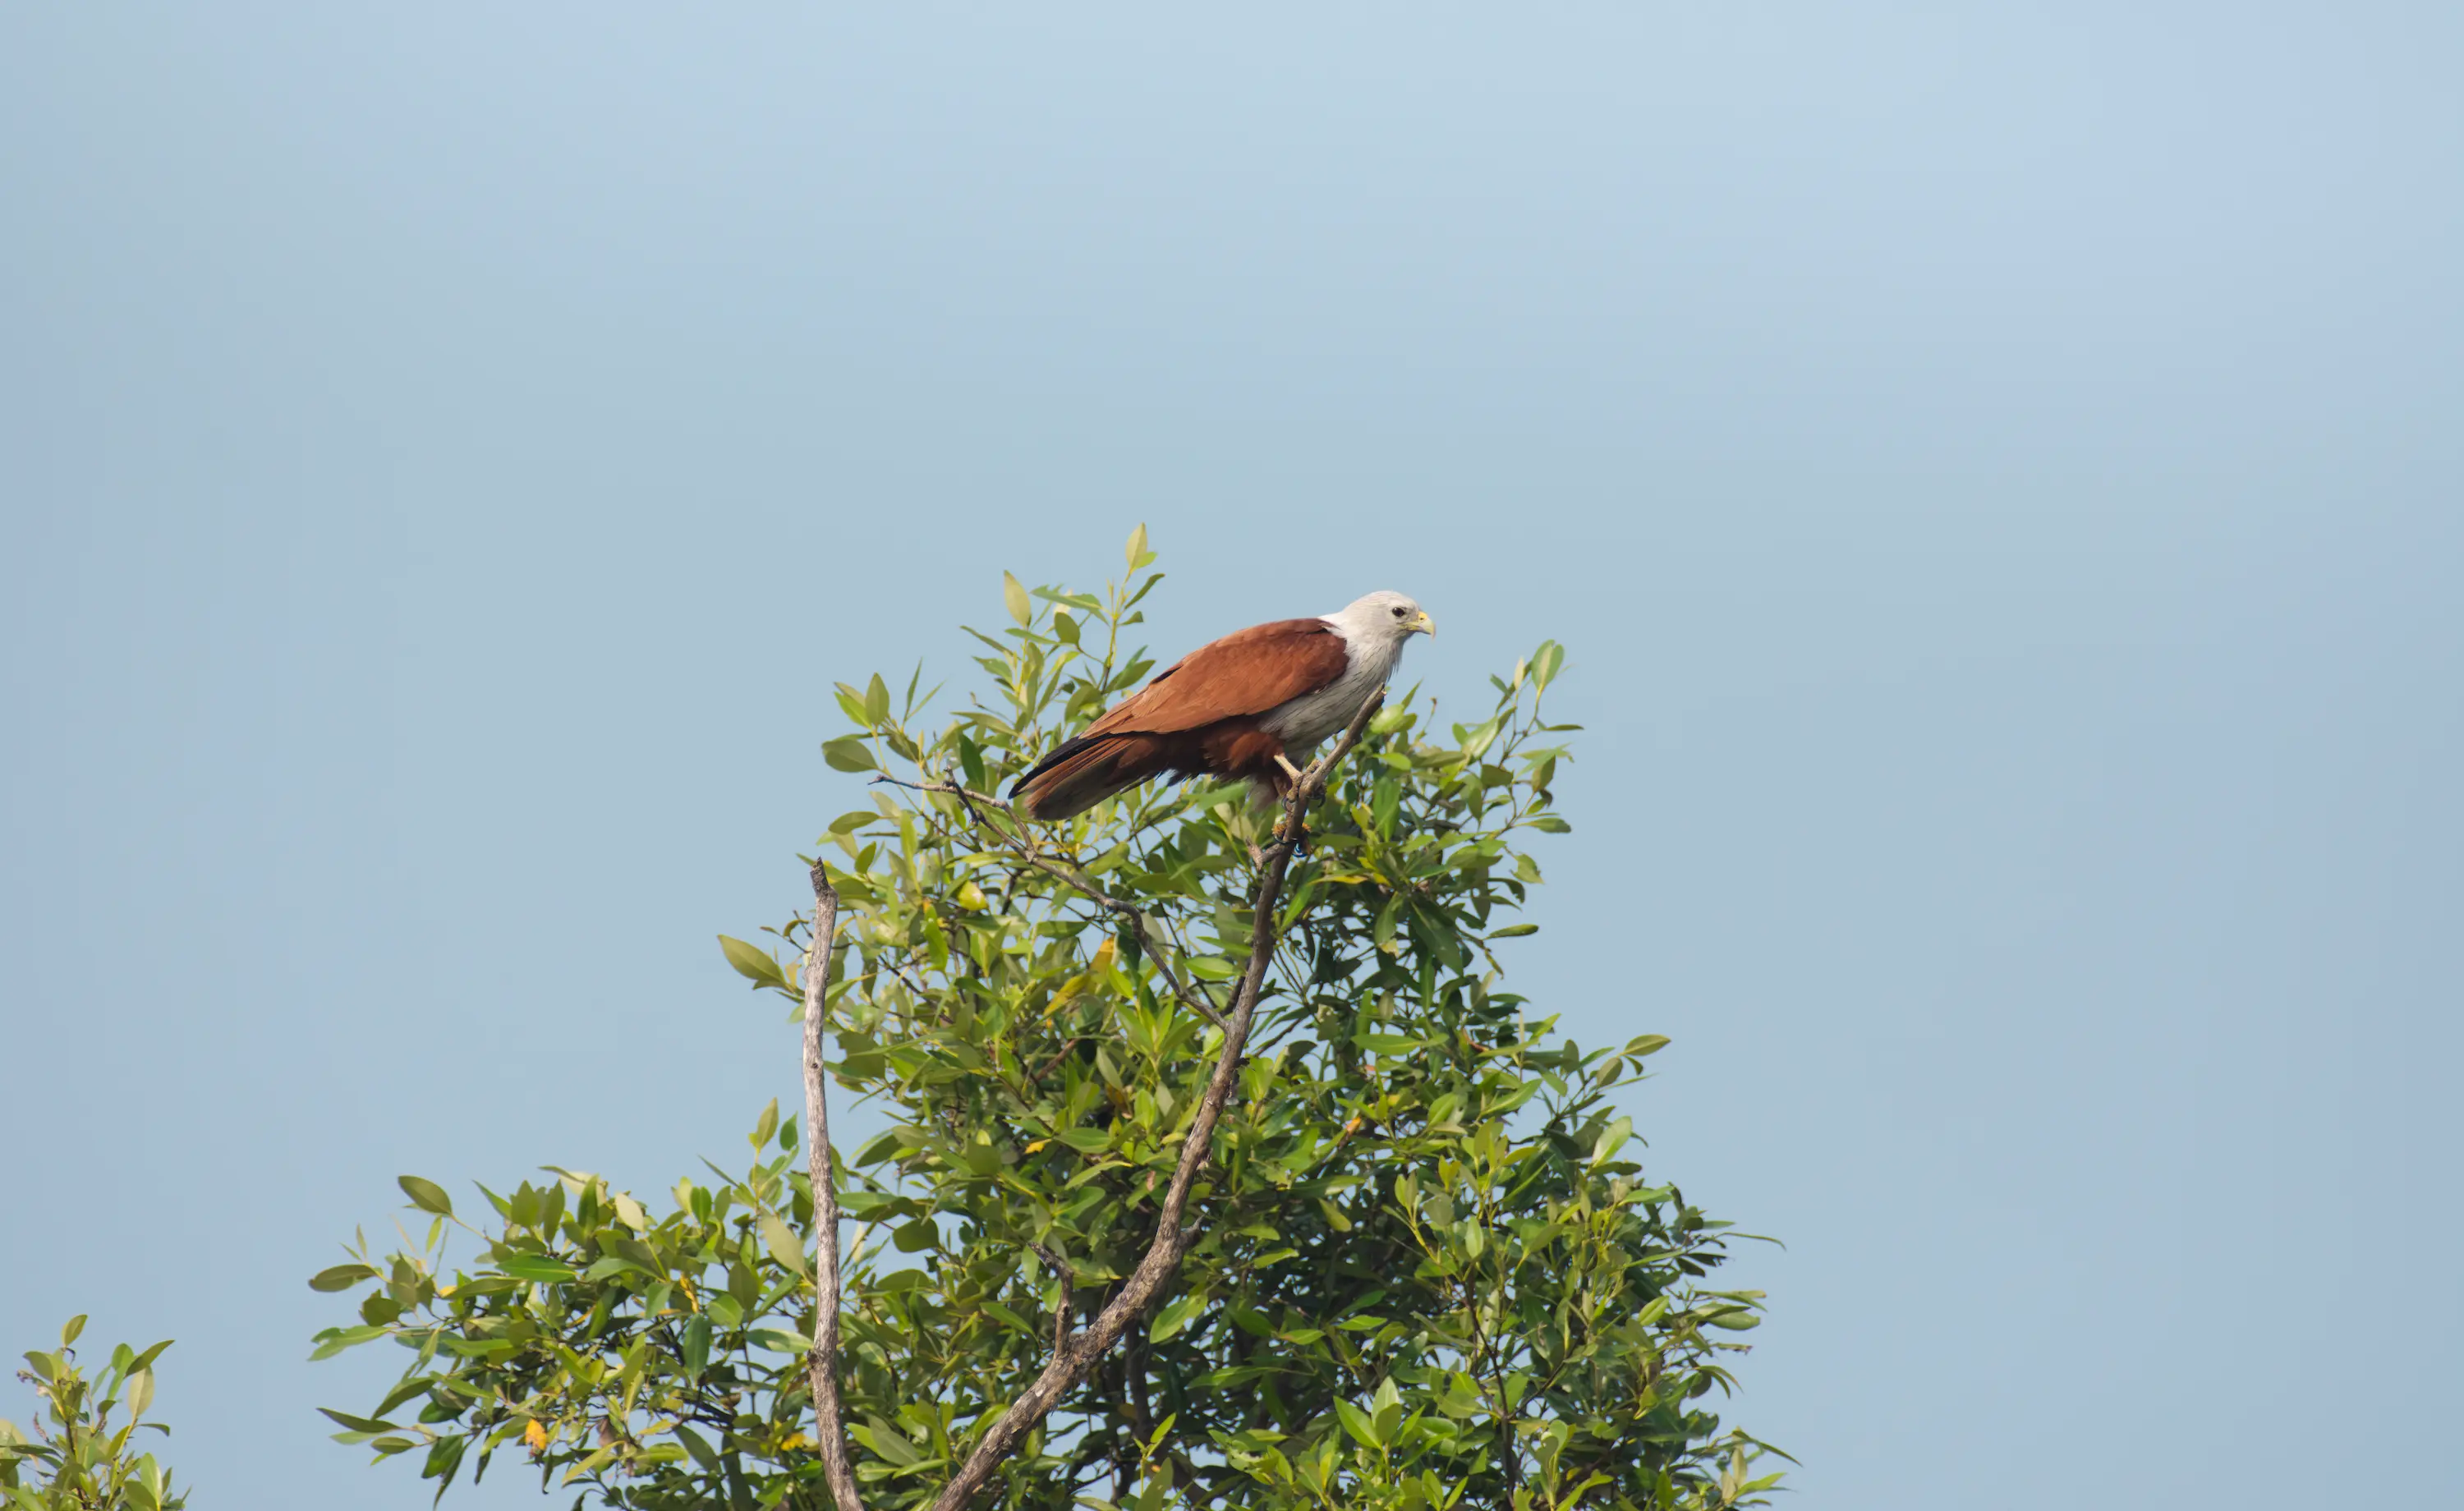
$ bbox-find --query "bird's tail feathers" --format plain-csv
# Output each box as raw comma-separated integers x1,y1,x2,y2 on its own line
1009,733,1170,821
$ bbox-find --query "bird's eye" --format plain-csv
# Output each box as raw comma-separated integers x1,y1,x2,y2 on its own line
1391,606,1405,618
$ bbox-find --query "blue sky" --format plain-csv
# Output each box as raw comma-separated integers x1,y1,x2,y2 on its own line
4,6,2457,1506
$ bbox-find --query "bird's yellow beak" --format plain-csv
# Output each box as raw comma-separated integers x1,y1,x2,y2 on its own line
1413,609,1436,637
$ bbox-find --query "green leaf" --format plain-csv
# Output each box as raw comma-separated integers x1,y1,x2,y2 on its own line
308,1264,378,1293
319,1408,397,1435
1125,522,1151,570
1179,781,1248,812
500,1253,580,1284
856,1417,921,1467
1531,639,1565,690
1149,1291,1207,1343
306,1325,388,1362
719,935,790,990
682,1316,712,1379
58,1316,85,1348
823,737,878,773
1002,572,1032,627
1488,923,1538,939
675,1422,721,1471
1625,1033,1672,1058
398,1175,453,1217
759,1212,807,1277
123,1367,154,1421
1132,1462,1173,1511
864,673,890,726
745,1327,813,1355
1333,1398,1386,1450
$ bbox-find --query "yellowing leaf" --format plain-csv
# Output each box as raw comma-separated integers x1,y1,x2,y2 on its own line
1002,572,1032,627
1043,974,1089,1018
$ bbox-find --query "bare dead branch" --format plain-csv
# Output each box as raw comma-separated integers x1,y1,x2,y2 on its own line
926,689,1386,1511
800,864,865,1511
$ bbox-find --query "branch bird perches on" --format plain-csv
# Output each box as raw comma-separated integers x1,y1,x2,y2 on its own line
798,687,1387,1511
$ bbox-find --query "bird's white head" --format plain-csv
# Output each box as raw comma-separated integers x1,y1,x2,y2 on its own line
1326,590,1435,648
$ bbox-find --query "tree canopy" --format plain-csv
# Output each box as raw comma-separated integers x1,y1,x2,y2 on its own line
311,531,1780,1510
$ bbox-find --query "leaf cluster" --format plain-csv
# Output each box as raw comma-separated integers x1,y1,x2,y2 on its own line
314,530,1781,1510
1,1316,185,1510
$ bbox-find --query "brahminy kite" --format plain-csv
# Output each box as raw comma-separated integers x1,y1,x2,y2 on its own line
1011,590,1433,820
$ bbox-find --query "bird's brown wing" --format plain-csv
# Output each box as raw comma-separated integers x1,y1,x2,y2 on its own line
1084,618,1349,735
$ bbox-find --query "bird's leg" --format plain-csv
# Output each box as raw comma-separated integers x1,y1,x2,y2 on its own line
1248,754,1308,861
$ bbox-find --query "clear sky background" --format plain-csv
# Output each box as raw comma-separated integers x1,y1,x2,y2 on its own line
4,6,2457,1507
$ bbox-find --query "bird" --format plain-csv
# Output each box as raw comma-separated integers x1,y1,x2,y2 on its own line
1009,590,1434,821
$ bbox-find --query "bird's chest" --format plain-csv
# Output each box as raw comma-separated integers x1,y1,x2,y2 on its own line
1262,645,1391,751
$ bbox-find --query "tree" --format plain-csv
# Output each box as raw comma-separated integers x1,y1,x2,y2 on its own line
1,1316,186,1510
311,531,1781,1509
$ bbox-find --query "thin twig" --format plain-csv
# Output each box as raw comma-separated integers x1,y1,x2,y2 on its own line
1027,1242,1076,1357
925,689,1386,1511
800,864,865,1511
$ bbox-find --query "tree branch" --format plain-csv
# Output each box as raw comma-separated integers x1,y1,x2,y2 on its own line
799,864,865,1511
925,689,1386,1511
